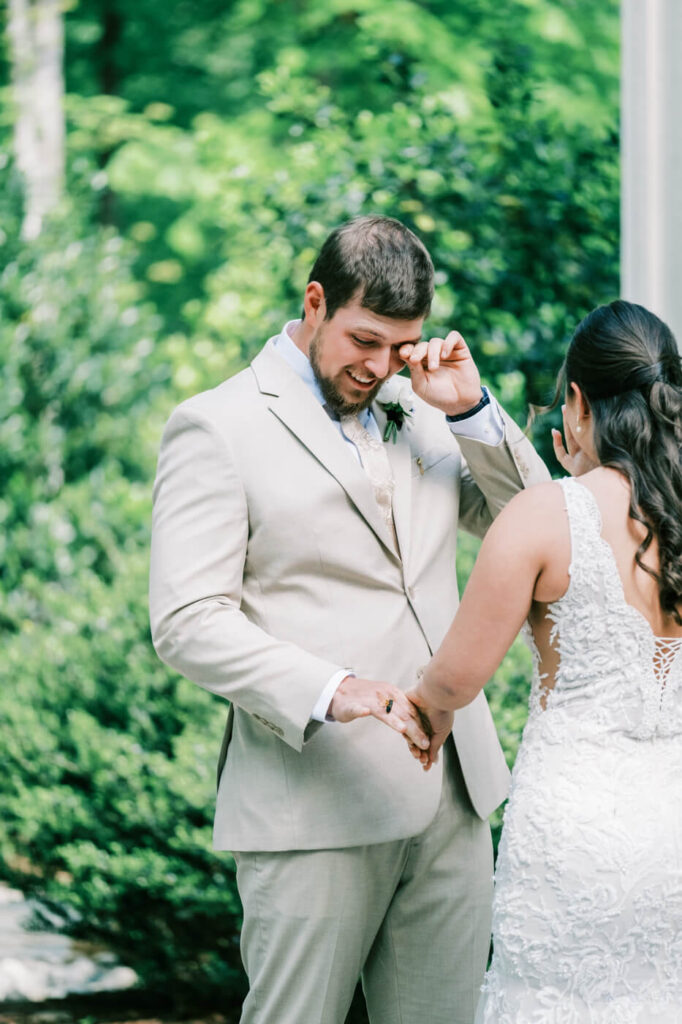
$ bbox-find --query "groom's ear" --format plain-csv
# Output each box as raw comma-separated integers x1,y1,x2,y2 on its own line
303,281,327,325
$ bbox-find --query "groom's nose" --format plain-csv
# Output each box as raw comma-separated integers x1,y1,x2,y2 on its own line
364,347,393,379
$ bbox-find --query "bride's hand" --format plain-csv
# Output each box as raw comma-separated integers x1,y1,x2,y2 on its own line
552,406,598,477
404,689,454,771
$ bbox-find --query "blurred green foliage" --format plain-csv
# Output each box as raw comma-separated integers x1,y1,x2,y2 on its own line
0,212,245,1005
0,0,619,1013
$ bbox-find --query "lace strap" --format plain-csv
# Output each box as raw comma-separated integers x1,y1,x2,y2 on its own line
558,477,602,577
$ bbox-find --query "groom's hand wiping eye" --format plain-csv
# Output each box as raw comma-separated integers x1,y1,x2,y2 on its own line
398,331,483,418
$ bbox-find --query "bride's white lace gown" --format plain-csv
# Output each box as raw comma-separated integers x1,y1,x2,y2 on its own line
476,478,682,1023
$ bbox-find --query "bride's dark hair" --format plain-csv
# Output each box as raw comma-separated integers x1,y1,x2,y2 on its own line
563,299,682,624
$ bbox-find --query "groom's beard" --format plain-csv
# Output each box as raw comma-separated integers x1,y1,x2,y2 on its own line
309,331,385,419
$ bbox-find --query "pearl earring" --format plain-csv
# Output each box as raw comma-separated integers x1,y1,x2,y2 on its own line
575,422,582,435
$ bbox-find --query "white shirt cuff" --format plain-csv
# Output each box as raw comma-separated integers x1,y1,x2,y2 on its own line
311,669,354,722
447,391,504,446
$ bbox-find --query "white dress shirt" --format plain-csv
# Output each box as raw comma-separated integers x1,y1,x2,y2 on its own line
273,320,504,721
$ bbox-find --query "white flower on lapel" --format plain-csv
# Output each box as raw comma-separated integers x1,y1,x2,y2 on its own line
377,378,415,443
397,385,414,414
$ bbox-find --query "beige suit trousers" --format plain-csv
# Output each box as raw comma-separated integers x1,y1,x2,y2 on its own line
233,741,493,1024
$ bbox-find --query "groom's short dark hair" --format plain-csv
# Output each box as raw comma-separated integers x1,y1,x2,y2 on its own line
308,216,434,321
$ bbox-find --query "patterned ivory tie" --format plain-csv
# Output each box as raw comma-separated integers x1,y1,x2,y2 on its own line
340,414,398,550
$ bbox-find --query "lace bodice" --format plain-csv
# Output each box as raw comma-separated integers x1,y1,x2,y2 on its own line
477,477,682,1023
524,477,682,740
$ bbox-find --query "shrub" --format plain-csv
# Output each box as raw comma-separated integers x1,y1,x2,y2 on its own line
0,210,245,1006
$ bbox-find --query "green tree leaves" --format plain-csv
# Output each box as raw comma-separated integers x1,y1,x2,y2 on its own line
0,0,619,1011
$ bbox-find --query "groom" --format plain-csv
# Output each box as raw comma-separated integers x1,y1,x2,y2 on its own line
149,216,548,1024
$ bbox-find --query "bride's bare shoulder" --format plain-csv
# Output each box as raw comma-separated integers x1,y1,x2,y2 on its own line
500,479,568,521
485,480,569,555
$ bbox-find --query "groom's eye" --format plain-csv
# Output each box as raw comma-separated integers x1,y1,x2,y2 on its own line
351,336,375,347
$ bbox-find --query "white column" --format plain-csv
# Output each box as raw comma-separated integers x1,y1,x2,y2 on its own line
8,0,65,241
621,0,682,346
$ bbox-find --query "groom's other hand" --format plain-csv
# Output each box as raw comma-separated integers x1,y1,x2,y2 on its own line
399,330,483,417
329,676,431,751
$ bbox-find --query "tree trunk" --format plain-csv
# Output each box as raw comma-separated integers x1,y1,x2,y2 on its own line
8,0,65,240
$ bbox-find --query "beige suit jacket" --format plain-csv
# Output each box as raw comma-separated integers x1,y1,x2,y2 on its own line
149,340,549,851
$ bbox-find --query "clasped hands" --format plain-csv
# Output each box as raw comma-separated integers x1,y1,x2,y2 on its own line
329,676,452,771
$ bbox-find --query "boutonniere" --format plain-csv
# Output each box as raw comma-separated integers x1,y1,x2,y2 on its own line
377,381,415,443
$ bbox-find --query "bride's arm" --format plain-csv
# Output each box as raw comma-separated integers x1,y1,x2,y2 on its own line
408,480,569,762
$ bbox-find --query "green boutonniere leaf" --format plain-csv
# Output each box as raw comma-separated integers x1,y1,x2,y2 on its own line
380,400,413,443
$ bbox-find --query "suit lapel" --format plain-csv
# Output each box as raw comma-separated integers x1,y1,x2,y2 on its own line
372,402,413,566
251,342,400,560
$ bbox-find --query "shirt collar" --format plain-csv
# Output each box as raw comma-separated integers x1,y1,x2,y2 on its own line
273,320,373,427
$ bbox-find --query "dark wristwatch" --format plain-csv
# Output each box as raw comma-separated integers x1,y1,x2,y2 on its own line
445,387,490,423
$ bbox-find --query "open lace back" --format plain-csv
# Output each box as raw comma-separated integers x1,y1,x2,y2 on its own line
566,479,682,686
526,477,682,726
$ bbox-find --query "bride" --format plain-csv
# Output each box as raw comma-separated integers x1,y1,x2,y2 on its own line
409,300,682,1022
